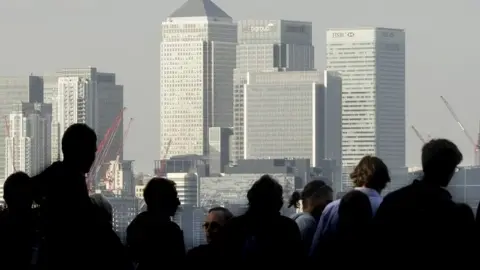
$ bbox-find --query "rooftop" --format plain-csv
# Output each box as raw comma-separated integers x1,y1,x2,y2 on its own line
169,0,231,18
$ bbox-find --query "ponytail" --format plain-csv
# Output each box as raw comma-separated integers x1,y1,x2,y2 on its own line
288,191,301,208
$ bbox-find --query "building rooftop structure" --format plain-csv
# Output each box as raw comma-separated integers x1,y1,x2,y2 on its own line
169,0,231,18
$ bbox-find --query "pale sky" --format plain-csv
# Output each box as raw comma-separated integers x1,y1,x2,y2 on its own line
0,0,479,173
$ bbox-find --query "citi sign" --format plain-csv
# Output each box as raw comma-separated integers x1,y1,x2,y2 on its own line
249,23,275,32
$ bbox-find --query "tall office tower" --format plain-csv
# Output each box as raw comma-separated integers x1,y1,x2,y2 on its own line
96,72,124,184
160,0,236,158
232,20,314,163
243,70,342,167
55,76,96,161
326,28,406,168
47,68,123,174
5,102,52,178
0,76,43,180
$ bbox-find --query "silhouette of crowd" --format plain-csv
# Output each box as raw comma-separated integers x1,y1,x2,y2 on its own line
0,123,477,269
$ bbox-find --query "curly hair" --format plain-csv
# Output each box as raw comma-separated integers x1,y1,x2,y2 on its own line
350,155,390,191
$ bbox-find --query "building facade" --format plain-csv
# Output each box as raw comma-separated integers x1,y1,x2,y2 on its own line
243,70,341,167
326,28,406,168
0,76,43,181
47,68,123,188
5,102,51,178
160,0,236,158
208,127,232,174
233,19,315,163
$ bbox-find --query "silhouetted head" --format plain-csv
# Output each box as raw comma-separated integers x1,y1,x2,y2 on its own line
421,139,462,187
203,206,233,243
3,172,32,213
337,190,373,235
143,177,180,217
288,180,333,215
350,155,390,193
247,175,283,214
90,194,113,226
61,123,97,174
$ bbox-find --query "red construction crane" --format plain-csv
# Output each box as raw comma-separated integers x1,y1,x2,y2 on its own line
105,117,133,189
4,116,15,172
155,139,172,177
87,107,126,192
411,125,426,144
440,96,479,165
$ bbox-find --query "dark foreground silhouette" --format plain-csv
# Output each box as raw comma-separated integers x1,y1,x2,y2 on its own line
0,125,478,268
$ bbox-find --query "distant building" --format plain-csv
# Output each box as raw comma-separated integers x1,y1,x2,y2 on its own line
173,205,207,250
208,127,232,174
243,70,342,167
106,195,138,243
199,159,313,216
326,27,406,168
5,102,52,178
46,67,123,187
160,0,236,158
0,75,43,181
233,19,315,163
105,160,135,196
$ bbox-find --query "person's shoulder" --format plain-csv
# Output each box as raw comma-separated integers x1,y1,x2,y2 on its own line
383,182,416,202
278,215,300,228
167,220,182,231
293,212,315,223
323,199,341,215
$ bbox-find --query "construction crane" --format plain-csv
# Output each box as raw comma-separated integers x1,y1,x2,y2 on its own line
440,96,480,166
105,117,133,191
87,107,126,192
155,139,172,177
3,116,15,172
411,125,426,144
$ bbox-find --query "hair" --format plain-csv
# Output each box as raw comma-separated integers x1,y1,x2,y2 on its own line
350,155,390,192
208,206,234,221
3,171,32,210
90,194,113,224
144,177,178,212
288,180,332,209
421,139,462,185
247,174,283,213
61,123,97,156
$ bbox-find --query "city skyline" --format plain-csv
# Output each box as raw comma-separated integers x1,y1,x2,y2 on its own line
1,0,479,172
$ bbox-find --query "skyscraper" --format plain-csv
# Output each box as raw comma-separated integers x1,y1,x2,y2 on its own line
243,70,341,167
55,76,96,162
160,0,236,158
326,28,406,169
233,19,314,163
5,102,52,177
47,68,123,187
0,76,43,180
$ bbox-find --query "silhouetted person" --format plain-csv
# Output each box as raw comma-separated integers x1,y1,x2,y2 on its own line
90,194,134,270
335,190,373,248
31,123,97,269
318,190,374,264
373,139,471,263
127,177,185,270
289,180,332,254
219,175,302,264
310,155,389,258
90,194,113,226
455,203,475,241
186,207,233,265
0,172,35,270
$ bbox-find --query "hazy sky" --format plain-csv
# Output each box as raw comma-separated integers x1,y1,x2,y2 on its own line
0,0,479,173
